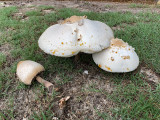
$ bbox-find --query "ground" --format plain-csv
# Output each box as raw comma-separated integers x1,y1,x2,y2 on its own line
0,1,160,120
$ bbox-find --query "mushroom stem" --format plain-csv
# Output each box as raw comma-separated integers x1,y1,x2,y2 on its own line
36,76,54,93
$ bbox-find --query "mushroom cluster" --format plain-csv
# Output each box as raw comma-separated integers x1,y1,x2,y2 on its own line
38,15,139,73
16,15,139,92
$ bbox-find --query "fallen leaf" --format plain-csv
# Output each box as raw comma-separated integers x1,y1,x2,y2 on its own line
59,96,70,109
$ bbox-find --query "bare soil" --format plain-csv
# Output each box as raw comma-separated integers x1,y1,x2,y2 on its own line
0,44,12,56
1,0,160,13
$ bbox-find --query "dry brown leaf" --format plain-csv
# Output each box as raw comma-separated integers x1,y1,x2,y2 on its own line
59,96,70,109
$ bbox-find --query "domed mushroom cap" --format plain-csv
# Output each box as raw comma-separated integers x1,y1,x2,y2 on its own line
38,15,114,57
76,19,113,53
92,38,139,73
16,60,44,85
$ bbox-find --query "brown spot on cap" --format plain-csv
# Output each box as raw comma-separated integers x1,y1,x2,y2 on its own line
121,56,130,60
111,38,127,48
78,34,82,41
72,51,75,54
80,43,84,46
74,29,78,32
51,49,58,55
105,66,112,71
111,57,114,61
98,64,102,68
62,15,87,24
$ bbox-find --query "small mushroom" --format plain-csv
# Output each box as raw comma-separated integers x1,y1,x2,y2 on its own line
16,60,54,92
38,15,114,57
92,38,139,73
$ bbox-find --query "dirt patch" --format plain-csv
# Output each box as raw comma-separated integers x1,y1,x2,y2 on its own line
1,1,160,14
43,9,53,14
48,64,116,119
140,67,160,84
0,43,19,69
0,44,12,56
0,99,8,110
112,25,122,31
11,3,55,21
12,6,36,21
30,1,160,13
13,12,28,22
0,89,39,120
112,22,136,31
64,77,115,119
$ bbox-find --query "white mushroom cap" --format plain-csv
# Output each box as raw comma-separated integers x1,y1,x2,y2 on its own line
16,60,44,85
38,15,114,57
92,38,139,73
76,19,113,53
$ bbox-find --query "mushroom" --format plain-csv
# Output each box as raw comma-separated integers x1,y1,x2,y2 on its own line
92,38,139,73
16,60,54,92
38,15,114,57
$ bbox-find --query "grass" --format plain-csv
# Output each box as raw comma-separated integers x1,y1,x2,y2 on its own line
108,83,160,119
0,53,6,67
37,5,54,11
129,3,149,8
25,10,42,16
30,103,55,120
0,5,160,120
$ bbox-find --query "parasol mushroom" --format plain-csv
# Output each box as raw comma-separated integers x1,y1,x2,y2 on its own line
16,60,54,92
38,15,114,57
92,38,139,73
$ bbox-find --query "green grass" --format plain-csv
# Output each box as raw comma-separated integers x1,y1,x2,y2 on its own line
0,53,6,67
0,6,160,120
25,10,42,16
108,83,160,119
37,5,54,11
30,103,55,120
129,3,149,8
96,109,115,120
